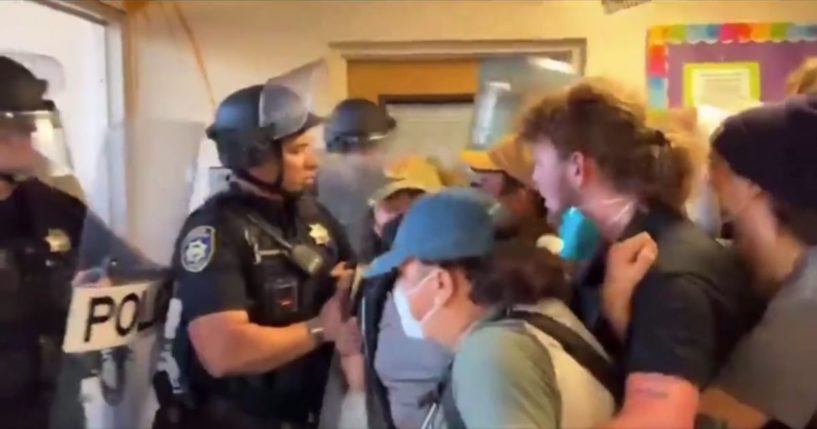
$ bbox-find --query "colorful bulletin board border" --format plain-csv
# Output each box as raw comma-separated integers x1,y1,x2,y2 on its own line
647,23,817,109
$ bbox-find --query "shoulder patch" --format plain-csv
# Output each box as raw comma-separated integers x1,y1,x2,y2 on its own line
181,226,216,272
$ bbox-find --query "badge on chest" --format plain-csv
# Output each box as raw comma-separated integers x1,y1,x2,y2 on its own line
308,223,331,246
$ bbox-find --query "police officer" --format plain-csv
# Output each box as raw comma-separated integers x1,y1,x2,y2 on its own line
317,98,397,261
0,54,92,429
156,70,355,429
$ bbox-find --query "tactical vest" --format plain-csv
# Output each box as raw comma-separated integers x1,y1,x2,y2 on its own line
0,181,85,415
174,191,346,423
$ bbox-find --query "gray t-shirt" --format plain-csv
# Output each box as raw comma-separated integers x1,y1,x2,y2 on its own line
374,293,452,429
716,247,817,428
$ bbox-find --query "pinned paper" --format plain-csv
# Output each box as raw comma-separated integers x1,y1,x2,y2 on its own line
683,62,761,109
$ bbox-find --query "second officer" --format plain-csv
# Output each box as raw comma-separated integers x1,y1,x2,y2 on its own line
158,63,354,429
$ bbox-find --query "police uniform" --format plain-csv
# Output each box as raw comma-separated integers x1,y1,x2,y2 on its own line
153,69,355,428
0,178,87,428
168,183,353,428
1,54,106,429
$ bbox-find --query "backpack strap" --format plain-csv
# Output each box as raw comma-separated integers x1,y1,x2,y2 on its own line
505,310,619,398
423,309,619,429
419,362,466,429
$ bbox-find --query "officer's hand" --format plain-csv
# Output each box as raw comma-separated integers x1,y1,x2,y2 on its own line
331,262,356,319
336,317,362,357
601,232,658,339
331,262,354,292
319,289,346,343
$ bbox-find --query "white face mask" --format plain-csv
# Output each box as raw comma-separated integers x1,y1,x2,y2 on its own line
578,197,636,233
392,272,438,340
686,182,722,237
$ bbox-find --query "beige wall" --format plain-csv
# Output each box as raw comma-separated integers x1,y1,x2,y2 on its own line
165,0,817,116
126,0,817,188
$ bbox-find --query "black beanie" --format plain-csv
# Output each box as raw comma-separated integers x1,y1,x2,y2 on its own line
713,95,817,210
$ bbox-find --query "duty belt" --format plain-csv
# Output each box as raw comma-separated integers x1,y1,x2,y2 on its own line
201,396,317,429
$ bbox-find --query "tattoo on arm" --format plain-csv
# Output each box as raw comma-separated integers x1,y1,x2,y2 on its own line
629,375,674,400
630,386,670,400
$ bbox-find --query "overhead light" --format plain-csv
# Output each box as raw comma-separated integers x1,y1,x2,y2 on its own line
487,81,512,91
528,57,576,75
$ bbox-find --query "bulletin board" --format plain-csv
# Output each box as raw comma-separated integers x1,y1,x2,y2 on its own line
646,23,817,110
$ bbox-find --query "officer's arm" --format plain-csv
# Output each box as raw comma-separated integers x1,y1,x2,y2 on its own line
176,219,330,378
188,310,318,378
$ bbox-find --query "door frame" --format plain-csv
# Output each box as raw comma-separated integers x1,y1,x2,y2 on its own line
327,38,586,102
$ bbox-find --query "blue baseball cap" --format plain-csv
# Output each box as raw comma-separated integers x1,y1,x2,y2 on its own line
364,188,495,278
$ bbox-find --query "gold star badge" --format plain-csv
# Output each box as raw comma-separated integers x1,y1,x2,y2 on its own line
309,223,331,246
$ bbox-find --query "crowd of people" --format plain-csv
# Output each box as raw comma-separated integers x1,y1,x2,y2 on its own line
327,61,817,429
1,51,816,429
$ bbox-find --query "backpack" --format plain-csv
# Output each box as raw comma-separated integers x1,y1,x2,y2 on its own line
430,310,617,429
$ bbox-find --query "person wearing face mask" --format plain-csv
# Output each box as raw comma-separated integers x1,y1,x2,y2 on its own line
649,103,762,240
517,78,762,429
331,156,448,429
361,190,620,429
602,95,817,429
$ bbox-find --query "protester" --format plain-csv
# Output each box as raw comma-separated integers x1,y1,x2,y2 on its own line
787,57,817,95
604,95,817,429
461,135,555,245
363,190,616,429
648,104,762,238
333,156,450,429
369,156,446,249
518,77,762,429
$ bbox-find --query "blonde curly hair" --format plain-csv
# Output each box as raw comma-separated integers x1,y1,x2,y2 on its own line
787,57,817,95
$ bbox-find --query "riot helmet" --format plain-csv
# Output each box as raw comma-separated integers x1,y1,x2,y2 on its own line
207,61,325,192
0,53,74,191
324,98,396,153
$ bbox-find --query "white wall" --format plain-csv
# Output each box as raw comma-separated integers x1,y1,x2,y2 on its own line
0,0,109,193
171,0,817,105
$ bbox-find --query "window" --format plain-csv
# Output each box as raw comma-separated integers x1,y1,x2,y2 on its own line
385,100,475,168
0,0,123,211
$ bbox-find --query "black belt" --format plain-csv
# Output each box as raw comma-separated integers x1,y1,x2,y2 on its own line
199,396,315,429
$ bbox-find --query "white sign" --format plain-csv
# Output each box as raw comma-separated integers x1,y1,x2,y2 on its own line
63,281,166,353
687,63,760,111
